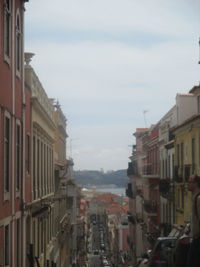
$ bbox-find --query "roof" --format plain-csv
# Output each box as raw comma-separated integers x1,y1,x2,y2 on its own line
177,93,194,97
93,193,119,204
172,114,200,133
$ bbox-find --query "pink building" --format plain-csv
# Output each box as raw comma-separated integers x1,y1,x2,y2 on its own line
0,1,29,266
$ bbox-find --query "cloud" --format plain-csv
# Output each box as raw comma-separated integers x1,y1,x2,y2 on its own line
26,0,198,38
25,0,200,170
69,124,133,170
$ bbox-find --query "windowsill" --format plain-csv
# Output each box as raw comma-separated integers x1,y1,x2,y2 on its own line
16,70,21,79
4,191,10,201
16,191,20,198
4,53,11,66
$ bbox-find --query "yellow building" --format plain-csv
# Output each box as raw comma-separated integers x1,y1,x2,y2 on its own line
53,101,71,267
173,114,200,225
25,53,56,266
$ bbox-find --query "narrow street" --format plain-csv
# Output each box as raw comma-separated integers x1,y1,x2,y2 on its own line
88,255,101,267
88,213,112,267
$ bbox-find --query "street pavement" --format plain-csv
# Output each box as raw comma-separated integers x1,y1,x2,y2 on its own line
88,254,101,267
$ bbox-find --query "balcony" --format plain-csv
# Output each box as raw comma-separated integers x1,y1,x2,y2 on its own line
184,165,191,182
126,183,134,198
136,212,143,223
60,184,67,196
127,214,136,224
66,184,77,197
159,179,170,195
142,164,159,178
173,166,183,183
121,215,129,225
143,200,157,215
127,162,136,176
136,188,143,198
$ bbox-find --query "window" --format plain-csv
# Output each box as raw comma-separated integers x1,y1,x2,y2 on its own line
4,0,12,60
43,143,46,194
4,113,10,193
168,155,170,179
181,187,184,209
37,139,40,197
33,136,36,199
192,138,196,174
4,224,10,266
41,142,43,195
16,219,20,267
26,134,30,174
16,12,21,74
198,95,200,114
177,144,180,167
177,188,180,208
16,122,21,191
180,142,184,168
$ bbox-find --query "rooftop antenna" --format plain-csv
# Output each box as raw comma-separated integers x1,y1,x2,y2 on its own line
143,110,148,127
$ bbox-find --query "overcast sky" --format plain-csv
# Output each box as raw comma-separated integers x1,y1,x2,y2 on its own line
25,0,200,171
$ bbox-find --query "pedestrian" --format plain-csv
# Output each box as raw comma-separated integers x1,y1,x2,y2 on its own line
186,174,200,267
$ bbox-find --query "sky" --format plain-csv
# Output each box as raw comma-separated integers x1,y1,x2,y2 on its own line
25,0,200,171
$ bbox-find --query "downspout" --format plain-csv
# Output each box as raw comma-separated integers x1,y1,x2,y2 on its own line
11,0,16,266
21,2,26,266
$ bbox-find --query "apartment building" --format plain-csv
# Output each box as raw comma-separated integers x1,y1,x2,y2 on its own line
159,106,177,235
25,54,56,266
126,128,148,263
0,1,29,266
140,125,160,247
126,84,200,265
173,86,200,225
53,102,71,266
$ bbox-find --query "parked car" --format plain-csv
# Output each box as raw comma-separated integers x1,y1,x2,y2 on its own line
135,250,151,267
136,224,190,267
94,249,100,255
148,237,177,267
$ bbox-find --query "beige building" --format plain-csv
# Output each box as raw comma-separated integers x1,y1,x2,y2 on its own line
25,53,56,266
53,101,71,266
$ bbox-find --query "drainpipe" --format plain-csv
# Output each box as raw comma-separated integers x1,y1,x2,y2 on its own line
22,2,27,266
11,0,16,266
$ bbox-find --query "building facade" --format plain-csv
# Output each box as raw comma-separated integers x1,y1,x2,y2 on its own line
0,1,29,266
25,54,56,266
126,84,200,265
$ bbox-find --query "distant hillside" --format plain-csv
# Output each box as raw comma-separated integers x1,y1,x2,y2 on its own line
74,169,128,187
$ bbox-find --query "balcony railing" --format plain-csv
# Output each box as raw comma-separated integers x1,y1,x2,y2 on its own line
173,166,183,183
126,183,134,198
127,214,136,224
66,184,77,197
136,188,143,198
143,200,157,214
142,163,159,177
184,165,191,182
127,162,136,176
136,212,143,223
159,179,170,194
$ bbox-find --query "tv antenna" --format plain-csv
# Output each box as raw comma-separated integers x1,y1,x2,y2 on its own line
143,110,148,127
